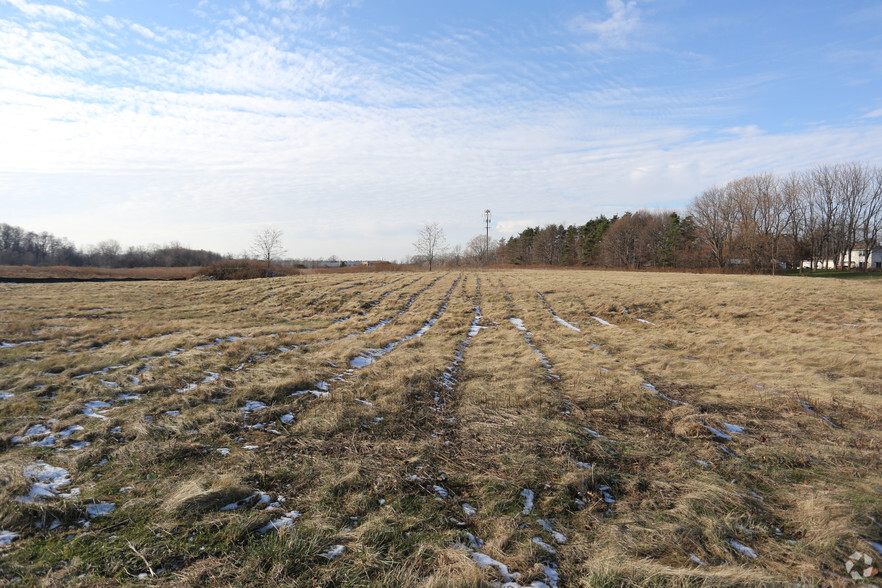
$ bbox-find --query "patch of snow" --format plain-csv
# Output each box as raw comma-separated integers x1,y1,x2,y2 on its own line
30,436,57,447
470,552,521,583
532,536,557,554
553,316,581,332
635,318,655,325
466,532,484,550
462,503,477,517
521,488,535,515
576,462,593,470
280,413,294,424
243,445,259,450
63,441,91,451
221,492,269,511
433,485,449,499
689,553,708,566
350,355,374,368
202,372,219,384
543,563,561,588
0,340,42,348
509,318,527,331
320,544,346,560
0,392,14,399
598,485,616,504
723,423,744,435
240,401,267,412
706,426,733,441
591,316,615,326
164,411,180,416
216,448,231,456
57,425,83,438
0,530,20,546
642,382,688,405
12,424,51,443
537,519,567,543
17,461,72,503
727,538,757,558
354,398,374,406
86,503,115,518
583,427,605,440
116,394,141,402
257,511,301,535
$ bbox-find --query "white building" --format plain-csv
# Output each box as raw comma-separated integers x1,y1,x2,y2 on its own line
801,245,882,270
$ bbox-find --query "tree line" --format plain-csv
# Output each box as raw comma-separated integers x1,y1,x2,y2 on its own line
441,161,880,272
0,223,223,268
690,162,882,271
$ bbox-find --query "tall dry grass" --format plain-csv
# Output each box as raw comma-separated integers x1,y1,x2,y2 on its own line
0,270,879,585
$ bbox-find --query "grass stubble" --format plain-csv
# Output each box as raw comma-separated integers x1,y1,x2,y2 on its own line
0,270,880,586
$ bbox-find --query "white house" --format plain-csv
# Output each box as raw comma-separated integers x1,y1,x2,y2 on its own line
801,244,882,270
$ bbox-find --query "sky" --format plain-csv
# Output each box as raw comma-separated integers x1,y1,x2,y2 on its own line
1,0,881,260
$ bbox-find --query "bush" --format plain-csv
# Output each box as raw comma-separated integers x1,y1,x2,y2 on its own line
198,260,299,280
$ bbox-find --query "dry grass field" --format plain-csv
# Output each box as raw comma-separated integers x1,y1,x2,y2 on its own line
0,270,880,586
0,266,200,281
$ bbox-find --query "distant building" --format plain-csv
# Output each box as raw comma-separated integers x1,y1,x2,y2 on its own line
801,244,882,270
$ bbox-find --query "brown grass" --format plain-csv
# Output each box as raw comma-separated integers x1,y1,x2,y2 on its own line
0,265,200,280
0,270,879,585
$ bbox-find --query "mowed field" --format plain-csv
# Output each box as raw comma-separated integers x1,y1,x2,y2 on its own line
1,270,880,586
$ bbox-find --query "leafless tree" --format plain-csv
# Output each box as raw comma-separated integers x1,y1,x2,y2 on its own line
689,185,736,268
779,171,810,269
858,166,882,266
413,222,447,271
461,234,500,266
251,228,286,273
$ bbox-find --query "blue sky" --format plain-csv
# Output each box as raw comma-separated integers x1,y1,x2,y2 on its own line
2,0,881,260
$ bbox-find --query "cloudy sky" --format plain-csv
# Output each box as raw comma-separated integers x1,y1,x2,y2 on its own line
2,0,881,260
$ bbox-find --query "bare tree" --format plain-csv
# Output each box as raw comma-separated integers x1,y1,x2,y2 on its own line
251,228,286,273
689,185,736,268
413,222,447,271
858,165,882,266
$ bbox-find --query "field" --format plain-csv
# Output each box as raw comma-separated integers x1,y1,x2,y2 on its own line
0,266,200,282
1,270,881,586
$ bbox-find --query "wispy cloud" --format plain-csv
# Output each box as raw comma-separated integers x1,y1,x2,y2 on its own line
0,0,880,258
3,0,92,24
570,0,643,51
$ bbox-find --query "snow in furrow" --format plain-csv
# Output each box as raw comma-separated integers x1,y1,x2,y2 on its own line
362,276,443,334
508,318,558,381
591,315,616,326
642,382,688,405
535,291,581,332
436,302,482,405
349,276,461,369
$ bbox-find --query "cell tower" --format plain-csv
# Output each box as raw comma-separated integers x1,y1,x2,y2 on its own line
483,209,491,264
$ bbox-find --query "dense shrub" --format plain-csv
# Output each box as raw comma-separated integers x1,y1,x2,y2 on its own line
198,260,299,280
